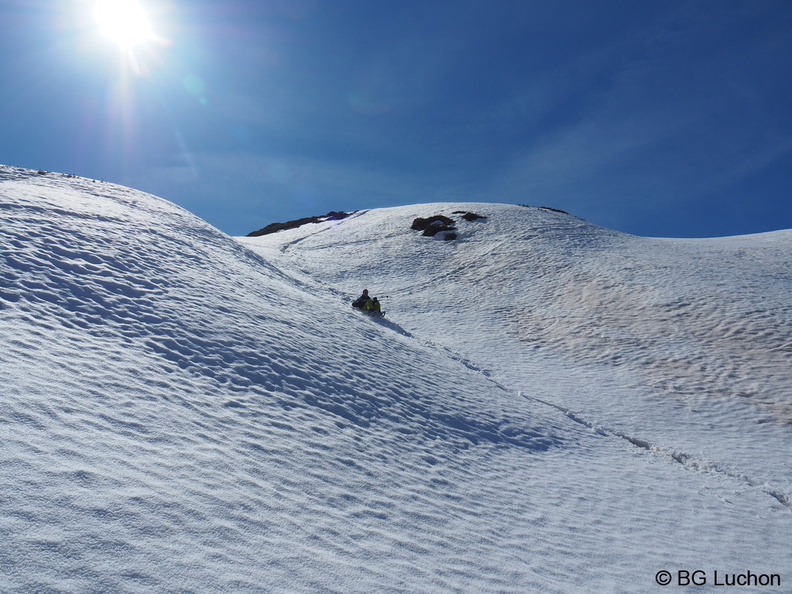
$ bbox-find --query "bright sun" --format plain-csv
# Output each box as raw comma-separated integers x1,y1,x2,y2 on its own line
93,0,154,49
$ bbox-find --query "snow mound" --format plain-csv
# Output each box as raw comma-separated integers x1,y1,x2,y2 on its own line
1,167,567,592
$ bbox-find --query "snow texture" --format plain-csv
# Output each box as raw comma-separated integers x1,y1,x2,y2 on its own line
2,165,791,592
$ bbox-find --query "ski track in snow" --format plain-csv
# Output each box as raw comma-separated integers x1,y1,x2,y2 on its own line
388,321,792,514
403,326,792,512
3,167,792,592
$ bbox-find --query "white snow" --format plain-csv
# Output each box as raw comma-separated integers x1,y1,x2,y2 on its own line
2,165,791,592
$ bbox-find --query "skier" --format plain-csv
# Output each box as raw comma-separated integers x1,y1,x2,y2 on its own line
351,289,371,310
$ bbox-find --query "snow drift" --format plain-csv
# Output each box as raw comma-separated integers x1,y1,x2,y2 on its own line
2,165,791,592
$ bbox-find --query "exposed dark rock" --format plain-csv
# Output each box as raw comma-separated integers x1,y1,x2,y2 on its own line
411,215,454,231
247,211,352,237
538,206,569,215
412,211,488,241
422,221,457,237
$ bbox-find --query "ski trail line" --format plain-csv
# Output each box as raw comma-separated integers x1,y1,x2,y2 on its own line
519,392,792,512
405,331,792,514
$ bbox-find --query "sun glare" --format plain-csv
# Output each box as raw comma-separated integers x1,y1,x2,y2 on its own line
93,0,154,48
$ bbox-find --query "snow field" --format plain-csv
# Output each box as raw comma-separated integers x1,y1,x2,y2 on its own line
243,203,792,502
2,166,791,592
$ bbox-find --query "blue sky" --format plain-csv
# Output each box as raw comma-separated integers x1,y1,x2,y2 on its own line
2,1,791,238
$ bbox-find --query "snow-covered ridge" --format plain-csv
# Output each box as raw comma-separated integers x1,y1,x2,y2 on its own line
241,201,792,485
3,165,791,592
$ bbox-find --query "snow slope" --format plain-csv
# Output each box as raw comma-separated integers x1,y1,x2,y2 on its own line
241,203,792,502
2,165,791,592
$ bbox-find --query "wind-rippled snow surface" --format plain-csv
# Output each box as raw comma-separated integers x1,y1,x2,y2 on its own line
2,166,791,592
243,202,792,496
